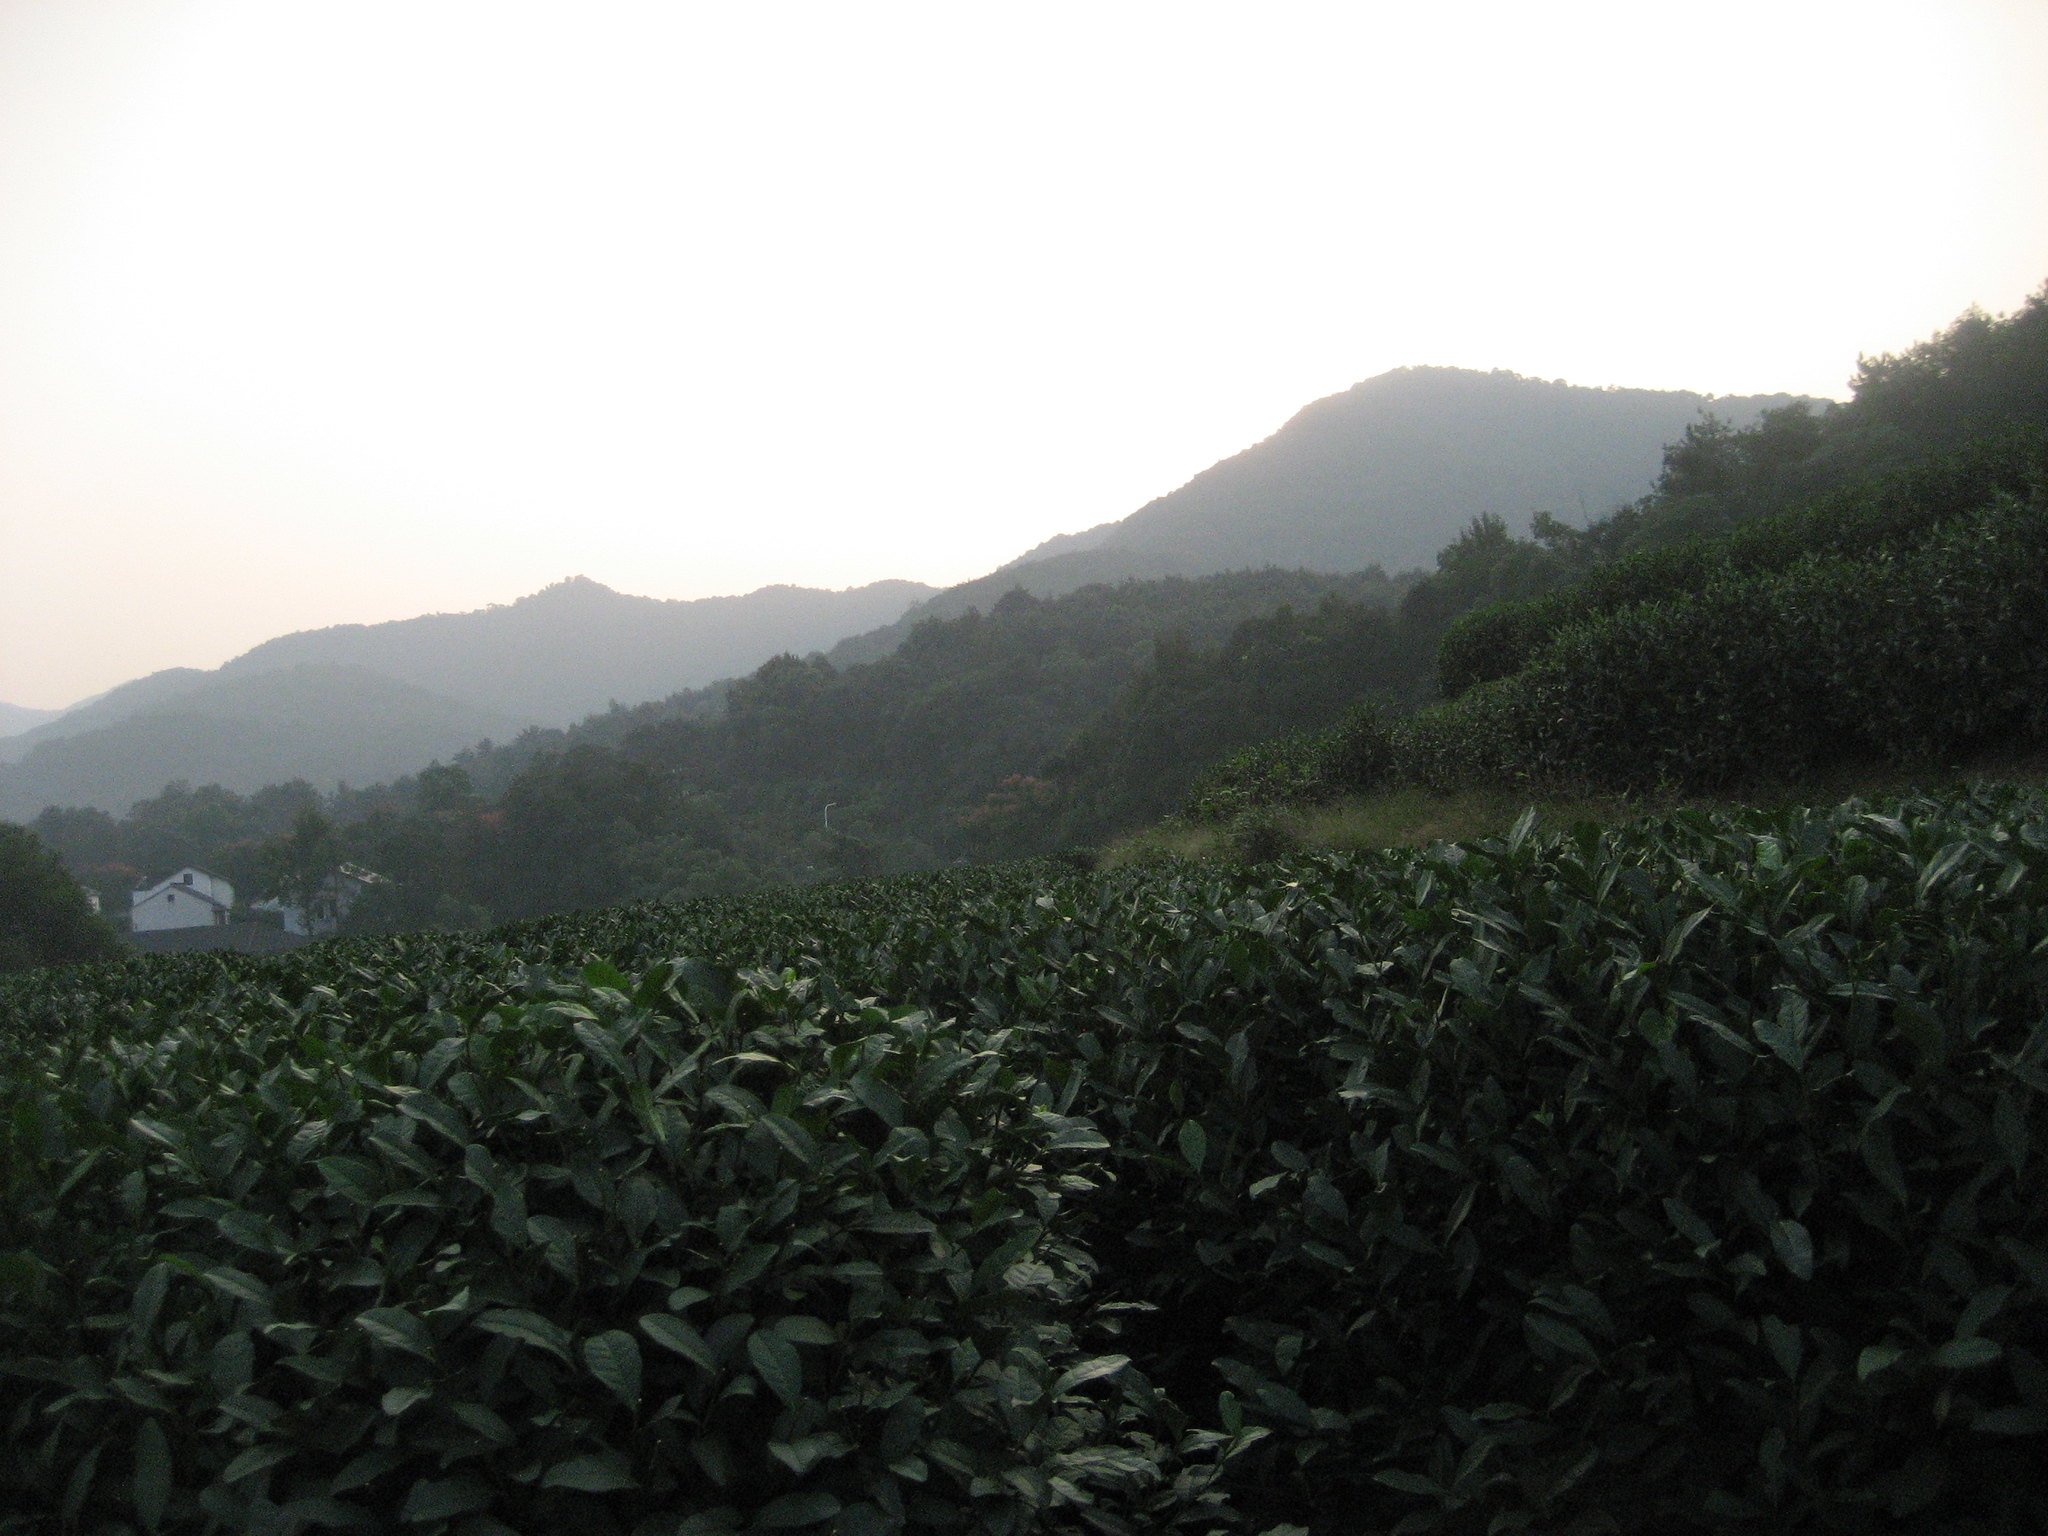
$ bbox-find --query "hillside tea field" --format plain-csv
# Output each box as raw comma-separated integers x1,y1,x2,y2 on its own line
5,788,2048,1534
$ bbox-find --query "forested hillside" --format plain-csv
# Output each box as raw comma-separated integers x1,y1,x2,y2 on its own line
5,362,1768,823
30,569,1409,924
835,368,1805,663
1184,290,2048,822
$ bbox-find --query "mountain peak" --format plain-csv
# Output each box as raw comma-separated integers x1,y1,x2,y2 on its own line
521,575,619,604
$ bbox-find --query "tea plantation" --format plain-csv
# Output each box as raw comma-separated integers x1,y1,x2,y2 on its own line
5,786,2047,1533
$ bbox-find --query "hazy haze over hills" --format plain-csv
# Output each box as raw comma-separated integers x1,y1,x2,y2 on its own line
0,577,931,816
0,666,523,820
0,702,61,743
217,576,934,724
4,7,2042,714
0,669,218,765
1008,368,1811,578
835,367,1809,663
3,368,1808,819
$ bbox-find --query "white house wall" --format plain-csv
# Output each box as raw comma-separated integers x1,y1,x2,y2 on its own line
133,867,236,910
131,886,227,932
178,869,233,906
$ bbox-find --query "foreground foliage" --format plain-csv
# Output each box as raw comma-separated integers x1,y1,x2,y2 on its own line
5,786,2048,1531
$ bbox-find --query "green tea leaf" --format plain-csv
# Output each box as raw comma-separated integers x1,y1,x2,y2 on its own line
857,1209,936,1237
639,1314,718,1374
355,1307,436,1361
583,1329,643,1410
849,1073,906,1128
473,1308,572,1363
392,1088,469,1147
768,1432,853,1477
132,1418,171,1532
772,1315,838,1346
1858,1343,1905,1380
1052,1354,1130,1398
1934,1336,2002,1371
1754,993,1813,1070
221,1442,294,1485
401,1475,495,1520
542,1450,638,1492
1770,1219,1815,1281
1523,1313,1600,1365
756,1490,842,1528
747,1329,804,1408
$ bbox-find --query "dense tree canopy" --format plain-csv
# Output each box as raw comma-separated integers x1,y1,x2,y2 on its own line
0,822,121,972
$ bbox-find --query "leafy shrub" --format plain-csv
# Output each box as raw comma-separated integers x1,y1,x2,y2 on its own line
0,953,1192,1533
1066,790,2048,1531
0,822,122,973
1225,815,1298,865
1178,735,1333,825
1319,702,1398,794
1403,489,2048,792
1179,703,1398,825
1436,428,2048,700
8,788,2048,1531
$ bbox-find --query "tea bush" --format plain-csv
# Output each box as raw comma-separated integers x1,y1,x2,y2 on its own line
1179,703,1399,825
1191,475,2048,809
6,787,2048,1532
1403,489,2048,792
0,933,1208,1534
1436,428,2048,701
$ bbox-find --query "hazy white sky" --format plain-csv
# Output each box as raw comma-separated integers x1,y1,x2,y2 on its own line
2,1,2045,709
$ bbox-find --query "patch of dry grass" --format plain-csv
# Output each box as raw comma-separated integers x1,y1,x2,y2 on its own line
1099,747,2048,868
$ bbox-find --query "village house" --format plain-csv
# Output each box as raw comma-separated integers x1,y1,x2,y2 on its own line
255,862,386,938
131,867,234,932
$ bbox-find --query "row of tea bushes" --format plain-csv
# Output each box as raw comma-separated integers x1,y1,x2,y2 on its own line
7,786,2048,1530
1175,703,1398,824
0,934,1210,1534
1182,478,2048,812
1399,489,2048,793
1434,428,2048,702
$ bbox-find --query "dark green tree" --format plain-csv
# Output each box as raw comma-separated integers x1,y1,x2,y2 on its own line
0,822,122,971
258,807,342,927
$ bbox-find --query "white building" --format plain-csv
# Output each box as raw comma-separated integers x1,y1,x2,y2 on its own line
256,862,385,938
132,867,235,932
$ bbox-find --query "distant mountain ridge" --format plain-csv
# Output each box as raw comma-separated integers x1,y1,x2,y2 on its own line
0,577,932,815
0,701,62,748
832,367,1811,665
220,576,935,724
4,366,1811,819
1017,367,1815,576
0,670,215,765
0,665,523,820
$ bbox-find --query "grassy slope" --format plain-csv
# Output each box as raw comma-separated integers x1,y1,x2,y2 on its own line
1105,746,2048,866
